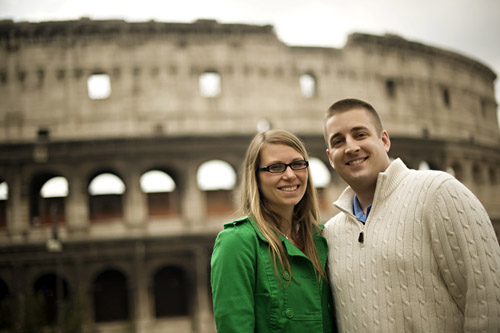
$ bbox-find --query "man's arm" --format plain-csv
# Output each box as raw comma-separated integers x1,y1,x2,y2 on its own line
431,178,500,332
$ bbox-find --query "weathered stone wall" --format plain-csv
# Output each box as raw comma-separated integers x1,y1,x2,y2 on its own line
1,20,498,144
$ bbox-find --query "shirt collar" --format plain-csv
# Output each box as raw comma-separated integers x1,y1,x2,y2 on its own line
353,194,371,223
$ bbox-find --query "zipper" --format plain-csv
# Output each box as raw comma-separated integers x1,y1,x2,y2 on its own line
358,231,364,243
356,219,366,247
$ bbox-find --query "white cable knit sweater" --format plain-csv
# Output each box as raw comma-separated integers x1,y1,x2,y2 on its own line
324,159,500,332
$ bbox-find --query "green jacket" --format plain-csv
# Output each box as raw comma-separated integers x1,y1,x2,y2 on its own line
211,216,334,332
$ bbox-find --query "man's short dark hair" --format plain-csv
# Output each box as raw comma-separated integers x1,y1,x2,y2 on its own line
324,98,384,143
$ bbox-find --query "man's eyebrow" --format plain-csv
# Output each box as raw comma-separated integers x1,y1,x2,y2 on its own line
330,126,369,138
328,126,371,144
351,126,369,132
328,132,342,143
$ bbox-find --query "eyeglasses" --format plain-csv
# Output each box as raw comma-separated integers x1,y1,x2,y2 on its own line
259,160,309,173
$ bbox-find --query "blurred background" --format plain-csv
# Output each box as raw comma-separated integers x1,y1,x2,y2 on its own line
0,1,499,332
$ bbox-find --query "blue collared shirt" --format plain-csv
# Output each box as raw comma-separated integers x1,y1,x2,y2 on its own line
353,194,371,224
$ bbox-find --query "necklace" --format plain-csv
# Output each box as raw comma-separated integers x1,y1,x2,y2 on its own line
278,230,289,240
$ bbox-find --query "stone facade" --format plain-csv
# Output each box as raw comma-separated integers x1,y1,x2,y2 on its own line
0,19,498,332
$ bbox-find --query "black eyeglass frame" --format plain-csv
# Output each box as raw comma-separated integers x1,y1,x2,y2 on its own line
258,160,309,173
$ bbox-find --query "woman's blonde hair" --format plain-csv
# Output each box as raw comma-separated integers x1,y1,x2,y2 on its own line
240,129,325,283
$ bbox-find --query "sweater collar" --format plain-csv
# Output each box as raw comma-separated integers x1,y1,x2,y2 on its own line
334,158,409,214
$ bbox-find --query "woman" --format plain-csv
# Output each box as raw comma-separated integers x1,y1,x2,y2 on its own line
211,129,334,332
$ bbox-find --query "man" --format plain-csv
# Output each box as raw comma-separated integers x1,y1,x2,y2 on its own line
323,98,500,332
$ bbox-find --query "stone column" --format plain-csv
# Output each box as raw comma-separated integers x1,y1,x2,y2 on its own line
124,169,147,229
66,169,89,233
192,247,214,333
7,167,29,241
12,262,25,332
460,159,474,190
180,161,205,226
132,241,149,332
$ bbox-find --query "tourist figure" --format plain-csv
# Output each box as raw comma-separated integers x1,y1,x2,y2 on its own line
323,98,500,332
211,129,334,332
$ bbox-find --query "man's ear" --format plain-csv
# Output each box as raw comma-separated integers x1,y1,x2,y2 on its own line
382,130,391,153
326,149,335,170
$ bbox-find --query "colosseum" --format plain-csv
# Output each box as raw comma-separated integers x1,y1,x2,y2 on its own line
0,18,499,332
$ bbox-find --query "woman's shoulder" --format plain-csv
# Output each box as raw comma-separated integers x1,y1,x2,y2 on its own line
214,216,260,251
223,216,253,229
218,216,258,240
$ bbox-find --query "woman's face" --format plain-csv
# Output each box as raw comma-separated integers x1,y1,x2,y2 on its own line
258,143,308,219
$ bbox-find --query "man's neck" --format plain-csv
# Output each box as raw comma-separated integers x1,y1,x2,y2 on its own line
352,185,375,214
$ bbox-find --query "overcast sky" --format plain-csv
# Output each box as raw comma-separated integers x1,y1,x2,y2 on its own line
1,0,499,126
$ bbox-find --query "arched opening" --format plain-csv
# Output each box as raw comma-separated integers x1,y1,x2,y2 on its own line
256,119,271,132
199,71,221,98
472,163,483,185
93,269,129,323
197,160,236,215
488,166,497,185
385,79,396,98
30,173,67,226
141,170,179,217
0,181,7,228
418,161,430,170
0,278,12,330
88,172,125,221
450,162,463,181
153,266,189,318
40,176,68,225
418,160,440,171
442,87,451,108
32,273,70,326
446,166,455,177
309,158,332,210
87,73,111,100
300,73,316,98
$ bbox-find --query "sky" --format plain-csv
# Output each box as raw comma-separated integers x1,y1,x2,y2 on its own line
1,0,500,127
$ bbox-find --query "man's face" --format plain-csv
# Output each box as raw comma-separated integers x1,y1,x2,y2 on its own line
325,108,391,189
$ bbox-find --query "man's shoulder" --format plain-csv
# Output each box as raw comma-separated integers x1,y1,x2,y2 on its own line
324,212,348,229
407,168,457,188
412,168,452,178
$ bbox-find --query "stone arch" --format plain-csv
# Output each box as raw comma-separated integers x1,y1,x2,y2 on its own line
197,159,237,216
385,78,396,98
87,72,111,100
199,70,221,98
153,265,189,318
450,162,464,181
88,170,125,222
30,171,68,226
92,268,130,323
488,165,498,185
472,163,483,184
32,273,70,326
418,160,440,171
0,180,7,228
442,86,451,108
0,277,12,330
309,157,332,210
140,168,179,217
300,72,317,98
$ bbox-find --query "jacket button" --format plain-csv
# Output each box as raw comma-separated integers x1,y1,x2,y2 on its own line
285,308,294,318
282,271,290,281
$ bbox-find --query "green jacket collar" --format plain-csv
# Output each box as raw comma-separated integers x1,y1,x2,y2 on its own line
223,216,328,264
